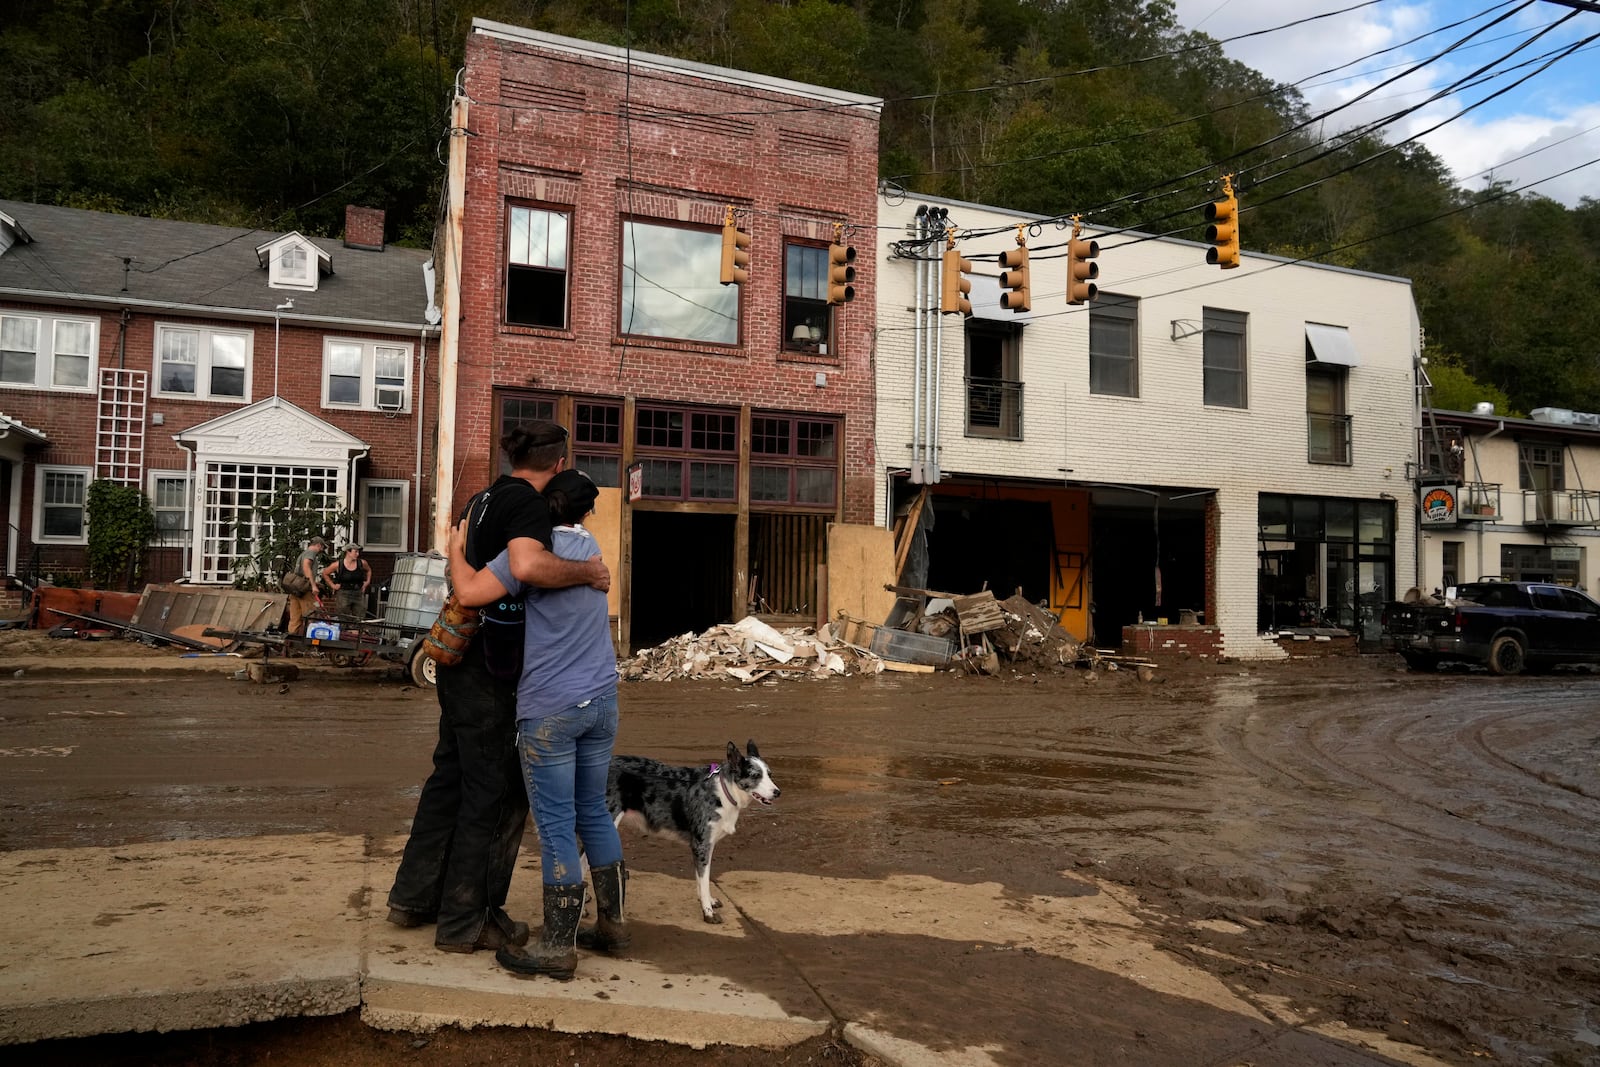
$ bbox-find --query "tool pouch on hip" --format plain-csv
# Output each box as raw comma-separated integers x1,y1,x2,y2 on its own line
422,593,480,667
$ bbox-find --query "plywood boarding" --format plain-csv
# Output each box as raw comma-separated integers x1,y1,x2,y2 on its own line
827,523,896,627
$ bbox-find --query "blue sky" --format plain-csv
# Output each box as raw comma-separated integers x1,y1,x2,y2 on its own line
1169,0,1600,206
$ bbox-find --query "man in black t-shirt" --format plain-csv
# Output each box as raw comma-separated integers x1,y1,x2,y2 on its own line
387,421,609,953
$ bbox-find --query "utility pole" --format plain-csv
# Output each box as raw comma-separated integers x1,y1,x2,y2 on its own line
431,89,468,553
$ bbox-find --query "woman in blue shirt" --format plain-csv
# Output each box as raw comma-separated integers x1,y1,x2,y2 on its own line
447,469,625,981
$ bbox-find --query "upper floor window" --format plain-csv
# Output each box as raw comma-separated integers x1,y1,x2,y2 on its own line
1520,443,1565,491
1089,294,1138,397
259,233,325,291
36,466,90,543
1202,307,1247,409
324,339,410,412
506,204,570,329
965,321,1022,439
1306,363,1350,465
279,245,307,283
0,312,97,392
620,220,738,346
783,243,833,355
155,324,251,402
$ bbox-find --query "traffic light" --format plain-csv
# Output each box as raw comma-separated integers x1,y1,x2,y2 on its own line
940,237,972,317
1204,177,1240,269
998,226,1030,313
828,241,856,305
719,206,750,286
1066,221,1099,305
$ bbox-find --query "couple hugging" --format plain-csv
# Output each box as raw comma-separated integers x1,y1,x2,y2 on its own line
386,420,624,982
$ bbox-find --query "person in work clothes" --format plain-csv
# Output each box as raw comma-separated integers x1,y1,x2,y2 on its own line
386,422,609,954
447,469,624,981
322,544,372,619
286,535,326,636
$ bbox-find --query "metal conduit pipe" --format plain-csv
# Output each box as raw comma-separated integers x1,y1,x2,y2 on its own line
911,206,925,486
922,208,939,482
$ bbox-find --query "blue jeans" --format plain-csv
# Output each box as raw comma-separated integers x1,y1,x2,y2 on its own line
517,689,623,886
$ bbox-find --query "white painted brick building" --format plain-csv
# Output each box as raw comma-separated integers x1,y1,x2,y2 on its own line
874,193,1420,660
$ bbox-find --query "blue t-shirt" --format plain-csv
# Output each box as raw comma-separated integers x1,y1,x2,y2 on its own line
486,526,617,721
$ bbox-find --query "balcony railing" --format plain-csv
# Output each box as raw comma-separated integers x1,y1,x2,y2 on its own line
1307,412,1352,465
965,377,1023,439
1521,488,1600,527
1458,482,1501,521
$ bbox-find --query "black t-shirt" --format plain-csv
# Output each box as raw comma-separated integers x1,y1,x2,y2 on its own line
459,474,553,568
458,477,553,682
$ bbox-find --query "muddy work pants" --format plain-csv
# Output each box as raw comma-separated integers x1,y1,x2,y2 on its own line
387,645,529,946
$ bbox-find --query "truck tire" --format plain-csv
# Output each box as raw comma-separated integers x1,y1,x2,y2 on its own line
410,644,438,688
1487,635,1525,676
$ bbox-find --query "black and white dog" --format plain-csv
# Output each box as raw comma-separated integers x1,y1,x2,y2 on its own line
606,740,780,924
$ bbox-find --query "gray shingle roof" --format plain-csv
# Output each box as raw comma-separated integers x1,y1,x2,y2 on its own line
0,199,435,329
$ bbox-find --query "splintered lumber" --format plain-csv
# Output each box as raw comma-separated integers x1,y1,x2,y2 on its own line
993,594,1082,667
952,590,1005,635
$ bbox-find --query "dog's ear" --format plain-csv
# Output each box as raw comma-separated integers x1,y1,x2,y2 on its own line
746,739,760,759
726,740,740,764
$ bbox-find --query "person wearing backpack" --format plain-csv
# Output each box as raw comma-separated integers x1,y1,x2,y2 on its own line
386,422,609,954
285,536,326,636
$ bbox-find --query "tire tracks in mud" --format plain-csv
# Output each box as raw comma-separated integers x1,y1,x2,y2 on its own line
1210,676,1600,898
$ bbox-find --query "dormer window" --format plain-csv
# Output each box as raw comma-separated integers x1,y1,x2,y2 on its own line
279,244,308,283
256,232,330,291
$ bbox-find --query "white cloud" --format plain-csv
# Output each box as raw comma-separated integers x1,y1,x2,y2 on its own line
1168,0,1600,205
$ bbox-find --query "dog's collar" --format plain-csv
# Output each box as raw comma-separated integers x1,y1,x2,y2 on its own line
706,763,738,807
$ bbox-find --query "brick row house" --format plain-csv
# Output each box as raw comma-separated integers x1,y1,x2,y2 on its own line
441,22,881,651
0,201,439,596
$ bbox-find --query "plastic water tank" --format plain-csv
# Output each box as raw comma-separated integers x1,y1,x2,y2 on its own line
1472,401,1495,416
382,553,448,639
1530,407,1576,424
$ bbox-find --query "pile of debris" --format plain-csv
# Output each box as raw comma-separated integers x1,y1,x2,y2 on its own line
620,588,1111,683
619,616,861,682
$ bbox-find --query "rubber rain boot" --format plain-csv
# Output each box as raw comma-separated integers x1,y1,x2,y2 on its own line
496,882,585,981
576,860,631,955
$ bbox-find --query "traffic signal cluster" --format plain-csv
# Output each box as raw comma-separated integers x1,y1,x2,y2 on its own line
829,225,857,306
1204,176,1240,269
1067,217,1098,305
940,231,972,316
998,225,1030,313
719,206,750,286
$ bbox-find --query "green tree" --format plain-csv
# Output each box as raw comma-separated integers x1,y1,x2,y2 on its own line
85,480,157,591
230,485,356,592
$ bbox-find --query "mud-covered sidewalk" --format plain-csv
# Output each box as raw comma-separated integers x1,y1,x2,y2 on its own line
0,632,1596,1065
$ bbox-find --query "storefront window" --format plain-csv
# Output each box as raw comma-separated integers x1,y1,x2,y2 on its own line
1259,493,1393,641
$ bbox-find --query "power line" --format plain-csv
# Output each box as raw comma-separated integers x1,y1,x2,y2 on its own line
904,0,1525,173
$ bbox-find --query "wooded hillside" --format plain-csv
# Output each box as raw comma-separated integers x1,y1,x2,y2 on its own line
3,0,1596,414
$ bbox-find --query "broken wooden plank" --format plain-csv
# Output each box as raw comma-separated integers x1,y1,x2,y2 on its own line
881,660,936,673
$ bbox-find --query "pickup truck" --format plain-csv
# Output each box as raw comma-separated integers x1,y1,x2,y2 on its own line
1383,581,1600,675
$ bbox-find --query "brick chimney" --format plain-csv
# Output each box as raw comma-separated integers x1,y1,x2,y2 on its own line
344,205,385,251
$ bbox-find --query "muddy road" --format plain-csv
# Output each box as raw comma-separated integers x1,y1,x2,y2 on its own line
1,641,1598,1066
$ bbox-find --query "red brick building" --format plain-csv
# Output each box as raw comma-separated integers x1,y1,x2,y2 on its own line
0,201,438,594
444,22,882,648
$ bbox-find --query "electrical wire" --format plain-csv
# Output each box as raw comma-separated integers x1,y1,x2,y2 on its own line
905,0,1525,172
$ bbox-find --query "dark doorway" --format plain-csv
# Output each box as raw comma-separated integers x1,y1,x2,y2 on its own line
924,496,1053,603
1090,505,1205,648
629,511,736,650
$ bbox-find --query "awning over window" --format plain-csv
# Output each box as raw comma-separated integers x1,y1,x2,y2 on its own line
1305,323,1360,367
